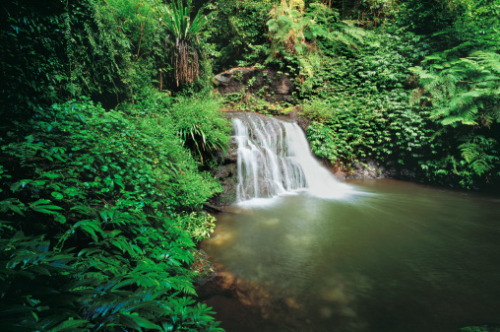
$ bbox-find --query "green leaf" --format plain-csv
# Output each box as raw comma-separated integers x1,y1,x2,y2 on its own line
51,192,64,200
50,318,89,332
30,199,63,216
128,315,162,331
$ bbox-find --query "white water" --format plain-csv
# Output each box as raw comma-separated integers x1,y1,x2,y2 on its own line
232,112,358,204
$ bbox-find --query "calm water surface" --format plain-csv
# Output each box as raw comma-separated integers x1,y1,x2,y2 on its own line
201,179,500,332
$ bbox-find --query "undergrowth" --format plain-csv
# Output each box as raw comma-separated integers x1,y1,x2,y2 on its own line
0,95,229,331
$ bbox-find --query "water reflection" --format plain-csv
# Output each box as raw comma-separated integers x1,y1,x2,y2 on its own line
202,179,500,332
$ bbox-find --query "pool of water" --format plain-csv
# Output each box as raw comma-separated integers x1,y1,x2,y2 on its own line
201,179,500,332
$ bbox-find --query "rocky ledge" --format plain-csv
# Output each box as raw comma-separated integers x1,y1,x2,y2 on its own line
213,67,295,103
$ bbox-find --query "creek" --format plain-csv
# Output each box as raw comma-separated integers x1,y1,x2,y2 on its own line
201,113,500,332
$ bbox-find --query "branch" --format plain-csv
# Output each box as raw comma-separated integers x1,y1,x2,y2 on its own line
134,20,145,62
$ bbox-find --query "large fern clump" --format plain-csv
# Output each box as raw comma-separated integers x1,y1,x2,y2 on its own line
412,51,500,127
410,50,500,187
407,0,500,189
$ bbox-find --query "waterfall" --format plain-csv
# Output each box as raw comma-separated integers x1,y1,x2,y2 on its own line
232,112,356,203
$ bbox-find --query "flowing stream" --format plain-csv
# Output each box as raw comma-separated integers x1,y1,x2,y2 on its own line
201,113,500,332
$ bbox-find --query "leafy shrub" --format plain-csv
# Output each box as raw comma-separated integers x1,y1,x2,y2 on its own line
355,0,399,27
1,0,68,117
306,94,434,169
68,0,172,104
410,51,500,188
301,19,499,189
267,1,364,77
406,1,500,188
302,98,335,123
397,0,463,35
412,51,499,128
267,0,308,57
460,326,500,332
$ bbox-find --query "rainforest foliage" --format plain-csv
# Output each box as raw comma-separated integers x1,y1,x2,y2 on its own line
1,0,228,330
210,0,499,189
0,0,499,331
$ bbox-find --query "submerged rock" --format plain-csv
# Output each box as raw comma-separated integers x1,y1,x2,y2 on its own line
192,249,217,286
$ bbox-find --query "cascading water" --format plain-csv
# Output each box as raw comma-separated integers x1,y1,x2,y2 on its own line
232,112,357,203
233,113,307,202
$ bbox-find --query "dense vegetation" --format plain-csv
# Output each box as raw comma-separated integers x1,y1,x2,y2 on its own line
1,0,228,330
211,0,499,190
1,0,498,330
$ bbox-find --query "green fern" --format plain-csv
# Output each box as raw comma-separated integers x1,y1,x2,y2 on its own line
412,51,500,128
459,136,499,177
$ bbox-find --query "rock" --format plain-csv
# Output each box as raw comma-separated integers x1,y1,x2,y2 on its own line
272,75,294,95
209,145,238,207
339,160,417,181
213,67,295,102
347,161,386,179
197,263,272,315
212,74,231,86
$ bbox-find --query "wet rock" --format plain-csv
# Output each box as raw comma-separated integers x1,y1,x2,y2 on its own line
213,67,295,103
346,161,387,179
209,148,238,207
335,160,418,181
197,263,272,316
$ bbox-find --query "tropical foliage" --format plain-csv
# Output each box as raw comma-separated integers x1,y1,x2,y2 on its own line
1,0,499,330
1,0,229,330
302,29,434,174
405,0,500,187
207,0,499,189
0,98,227,331
275,0,500,189
207,0,276,69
